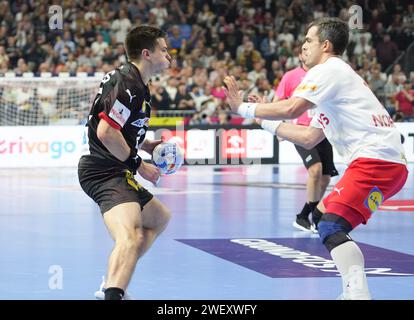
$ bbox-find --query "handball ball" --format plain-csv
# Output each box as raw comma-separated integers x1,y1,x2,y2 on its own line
152,142,184,175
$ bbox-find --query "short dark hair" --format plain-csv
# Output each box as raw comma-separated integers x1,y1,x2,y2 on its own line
125,25,167,61
307,17,349,55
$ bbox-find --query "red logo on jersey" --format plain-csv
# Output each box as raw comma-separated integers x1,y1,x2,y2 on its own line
317,113,330,129
372,114,395,128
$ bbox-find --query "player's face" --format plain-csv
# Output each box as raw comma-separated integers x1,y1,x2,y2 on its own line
301,26,324,69
150,38,171,74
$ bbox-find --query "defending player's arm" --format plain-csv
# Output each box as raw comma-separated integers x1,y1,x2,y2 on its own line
223,76,314,120
259,119,325,149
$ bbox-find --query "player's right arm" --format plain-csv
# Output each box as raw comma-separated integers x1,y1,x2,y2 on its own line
94,71,138,165
259,119,325,149
274,122,325,149
96,119,131,162
94,70,160,184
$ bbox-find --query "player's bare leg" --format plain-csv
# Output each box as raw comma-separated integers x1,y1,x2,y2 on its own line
306,162,322,203
102,200,171,299
320,174,331,199
103,202,143,298
138,197,171,258
294,162,322,232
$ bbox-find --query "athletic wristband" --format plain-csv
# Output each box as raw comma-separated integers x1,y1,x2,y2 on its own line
124,150,142,174
261,120,283,135
237,103,257,119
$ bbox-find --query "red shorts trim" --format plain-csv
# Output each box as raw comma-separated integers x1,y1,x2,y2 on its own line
323,158,408,228
99,112,121,130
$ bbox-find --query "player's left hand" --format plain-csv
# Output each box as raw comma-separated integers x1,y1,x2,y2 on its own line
137,161,161,185
223,76,243,113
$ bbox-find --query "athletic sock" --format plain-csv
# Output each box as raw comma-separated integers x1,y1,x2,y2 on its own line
297,202,311,218
104,287,124,300
308,201,319,214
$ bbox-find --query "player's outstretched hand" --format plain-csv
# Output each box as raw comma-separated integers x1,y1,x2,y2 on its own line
138,161,161,185
223,76,243,113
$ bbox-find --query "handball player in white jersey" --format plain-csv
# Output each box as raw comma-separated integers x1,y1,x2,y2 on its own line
224,17,408,300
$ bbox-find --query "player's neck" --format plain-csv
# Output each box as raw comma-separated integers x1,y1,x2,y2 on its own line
130,61,151,85
320,53,340,64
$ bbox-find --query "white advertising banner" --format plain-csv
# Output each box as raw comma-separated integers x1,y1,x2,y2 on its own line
186,129,215,159
246,129,274,158
0,126,84,167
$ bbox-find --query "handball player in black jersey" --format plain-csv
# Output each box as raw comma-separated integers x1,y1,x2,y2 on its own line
78,26,172,300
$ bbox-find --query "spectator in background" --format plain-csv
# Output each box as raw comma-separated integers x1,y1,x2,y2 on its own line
174,84,195,110
369,66,386,105
260,29,278,68
54,31,76,61
395,80,414,121
384,73,402,117
211,77,227,101
91,34,108,58
376,34,399,71
111,10,132,44
82,22,97,47
0,46,9,67
238,41,262,71
77,47,96,71
165,77,178,103
169,25,186,50
151,85,172,111
247,60,267,84
353,35,372,56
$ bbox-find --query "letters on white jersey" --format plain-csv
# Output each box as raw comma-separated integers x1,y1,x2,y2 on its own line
109,99,131,127
293,57,406,165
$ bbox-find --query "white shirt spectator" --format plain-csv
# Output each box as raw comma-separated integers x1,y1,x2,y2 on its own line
277,31,295,50
111,14,132,44
150,5,168,27
91,36,108,58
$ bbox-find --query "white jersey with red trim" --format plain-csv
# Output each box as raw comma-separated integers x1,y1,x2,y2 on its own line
293,57,406,165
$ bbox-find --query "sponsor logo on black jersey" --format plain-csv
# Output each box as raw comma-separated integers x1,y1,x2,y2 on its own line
109,99,131,127
131,117,150,128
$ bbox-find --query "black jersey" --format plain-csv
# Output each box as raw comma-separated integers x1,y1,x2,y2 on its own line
79,62,151,171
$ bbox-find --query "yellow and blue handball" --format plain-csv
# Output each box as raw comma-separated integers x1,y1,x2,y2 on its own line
152,142,184,175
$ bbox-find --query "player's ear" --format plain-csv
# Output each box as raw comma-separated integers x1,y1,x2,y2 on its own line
142,49,151,59
322,40,332,53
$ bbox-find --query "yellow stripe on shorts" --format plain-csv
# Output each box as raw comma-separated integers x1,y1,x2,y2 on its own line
125,170,141,191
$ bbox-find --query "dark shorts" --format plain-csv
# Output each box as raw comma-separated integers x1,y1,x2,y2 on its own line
294,138,338,177
78,167,154,215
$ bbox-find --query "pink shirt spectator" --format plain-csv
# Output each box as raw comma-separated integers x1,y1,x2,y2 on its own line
211,86,227,100
275,66,312,126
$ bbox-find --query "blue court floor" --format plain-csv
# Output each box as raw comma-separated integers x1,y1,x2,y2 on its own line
0,164,413,300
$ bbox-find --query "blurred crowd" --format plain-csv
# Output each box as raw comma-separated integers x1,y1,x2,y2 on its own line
0,0,413,123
